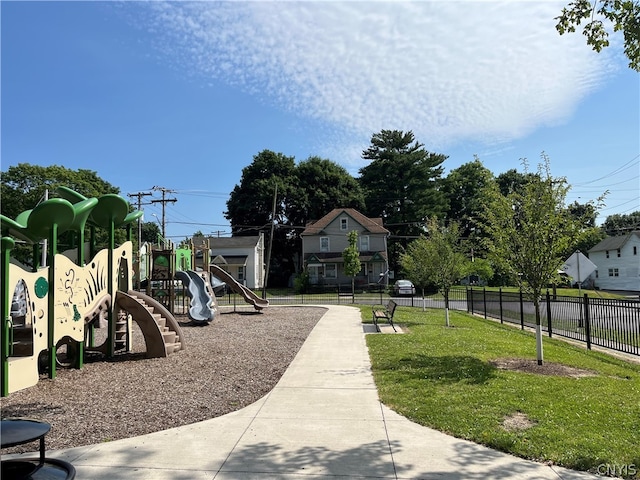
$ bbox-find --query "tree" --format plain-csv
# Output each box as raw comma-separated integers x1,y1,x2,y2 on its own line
225,150,297,287
565,201,606,256
359,130,447,271
555,0,640,71
466,257,494,286
441,157,496,257
1,163,123,264
401,218,469,326
225,150,296,236
481,155,589,365
287,156,365,229
225,151,365,287
342,230,362,296
141,221,162,244
495,168,538,197
601,211,640,236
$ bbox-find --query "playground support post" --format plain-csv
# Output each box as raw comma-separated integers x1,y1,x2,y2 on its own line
47,224,58,379
1,237,15,397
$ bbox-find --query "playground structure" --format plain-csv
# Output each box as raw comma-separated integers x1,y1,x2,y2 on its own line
145,239,269,324
1,187,185,397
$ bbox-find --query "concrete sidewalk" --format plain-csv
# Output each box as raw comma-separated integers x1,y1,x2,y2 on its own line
17,305,605,479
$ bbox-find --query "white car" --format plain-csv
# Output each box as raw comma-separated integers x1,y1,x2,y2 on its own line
393,280,416,296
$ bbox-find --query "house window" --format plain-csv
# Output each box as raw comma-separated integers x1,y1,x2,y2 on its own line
617,249,621,257
238,266,245,283
606,250,609,258
360,235,370,251
340,217,348,231
320,237,329,252
325,263,337,279
595,270,599,278
608,268,619,277
634,246,637,255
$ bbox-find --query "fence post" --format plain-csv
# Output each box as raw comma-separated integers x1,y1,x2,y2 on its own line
583,294,592,350
519,290,524,330
469,288,474,315
546,289,553,337
483,288,487,319
499,287,503,324
466,288,470,313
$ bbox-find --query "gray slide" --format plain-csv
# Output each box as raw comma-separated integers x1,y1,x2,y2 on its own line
175,270,217,323
209,264,269,310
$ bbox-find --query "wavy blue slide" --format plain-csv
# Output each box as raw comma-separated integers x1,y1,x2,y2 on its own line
175,270,217,324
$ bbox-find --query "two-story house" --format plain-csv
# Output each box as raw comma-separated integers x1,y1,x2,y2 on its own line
588,231,640,292
192,234,265,289
301,208,389,288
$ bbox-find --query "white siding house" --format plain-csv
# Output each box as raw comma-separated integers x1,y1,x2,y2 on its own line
588,231,640,292
192,234,265,289
301,208,389,287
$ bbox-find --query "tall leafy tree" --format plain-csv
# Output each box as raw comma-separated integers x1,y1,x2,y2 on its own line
359,130,447,271
400,218,469,326
225,150,296,235
225,150,297,287
565,201,606,256
601,211,640,236
441,157,496,255
495,168,538,197
556,0,640,71
481,155,589,365
287,156,365,228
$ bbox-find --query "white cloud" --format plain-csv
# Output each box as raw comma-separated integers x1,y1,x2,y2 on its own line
135,1,617,161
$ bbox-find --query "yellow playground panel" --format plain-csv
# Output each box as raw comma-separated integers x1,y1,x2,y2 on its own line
2,187,185,397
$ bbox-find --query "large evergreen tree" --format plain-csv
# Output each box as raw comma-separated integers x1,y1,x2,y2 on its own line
359,130,447,271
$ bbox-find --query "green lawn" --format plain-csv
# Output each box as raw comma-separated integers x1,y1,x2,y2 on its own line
361,306,640,478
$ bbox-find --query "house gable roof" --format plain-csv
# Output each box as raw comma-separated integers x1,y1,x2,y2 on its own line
192,235,261,249
301,208,389,236
588,231,640,253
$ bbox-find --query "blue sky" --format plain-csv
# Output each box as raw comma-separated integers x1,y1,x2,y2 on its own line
2,1,638,242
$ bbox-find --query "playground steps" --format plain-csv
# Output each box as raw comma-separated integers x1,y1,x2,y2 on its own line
115,317,128,351
132,297,182,355
116,291,184,357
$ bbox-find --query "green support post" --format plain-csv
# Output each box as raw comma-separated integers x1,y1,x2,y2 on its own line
1,237,15,397
47,224,58,379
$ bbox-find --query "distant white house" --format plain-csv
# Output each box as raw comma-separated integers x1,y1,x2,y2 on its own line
588,231,640,292
192,233,265,289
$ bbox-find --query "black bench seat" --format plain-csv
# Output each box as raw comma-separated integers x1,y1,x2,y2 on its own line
372,300,397,332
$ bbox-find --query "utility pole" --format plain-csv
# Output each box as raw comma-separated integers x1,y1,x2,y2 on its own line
128,191,152,290
151,186,177,243
262,183,278,299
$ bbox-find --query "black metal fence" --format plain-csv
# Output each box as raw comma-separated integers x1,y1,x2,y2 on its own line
174,284,640,357
467,288,640,357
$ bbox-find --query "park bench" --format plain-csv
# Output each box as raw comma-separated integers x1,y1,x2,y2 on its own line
372,300,397,332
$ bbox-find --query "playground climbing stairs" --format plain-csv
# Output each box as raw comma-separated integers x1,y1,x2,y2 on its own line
115,291,185,358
